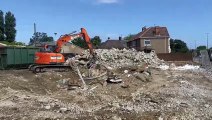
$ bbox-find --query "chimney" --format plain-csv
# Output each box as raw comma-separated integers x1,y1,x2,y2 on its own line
142,26,147,31
119,36,122,40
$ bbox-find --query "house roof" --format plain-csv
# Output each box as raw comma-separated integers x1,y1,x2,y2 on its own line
130,26,170,41
98,40,127,49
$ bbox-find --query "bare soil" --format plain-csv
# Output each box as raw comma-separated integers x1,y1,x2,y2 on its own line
0,67,211,120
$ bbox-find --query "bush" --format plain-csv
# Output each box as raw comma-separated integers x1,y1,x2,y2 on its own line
0,41,26,46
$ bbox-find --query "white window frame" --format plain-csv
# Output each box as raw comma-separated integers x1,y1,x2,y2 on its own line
144,39,151,46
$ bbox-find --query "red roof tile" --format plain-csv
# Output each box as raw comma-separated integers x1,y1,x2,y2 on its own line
99,40,127,49
130,26,170,41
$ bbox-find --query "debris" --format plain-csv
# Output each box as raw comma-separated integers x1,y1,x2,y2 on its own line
107,78,122,83
124,70,128,74
76,66,87,90
112,115,122,120
133,72,151,82
76,48,163,69
134,73,146,82
60,107,68,112
121,83,129,88
90,86,98,91
158,64,169,70
180,102,189,108
45,105,51,110
0,65,212,119
143,71,150,76
158,116,163,120
173,64,200,70
204,104,210,108
169,63,176,69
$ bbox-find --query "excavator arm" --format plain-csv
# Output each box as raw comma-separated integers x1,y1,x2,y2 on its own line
54,28,94,55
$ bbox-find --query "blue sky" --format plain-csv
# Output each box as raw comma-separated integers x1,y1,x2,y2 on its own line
0,0,211,48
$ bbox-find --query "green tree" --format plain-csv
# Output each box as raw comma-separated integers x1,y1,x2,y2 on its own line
29,32,54,45
91,36,101,48
72,36,102,49
0,10,4,41
124,34,135,41
72,37,88,48
170,38,174,50
196,45,206,50
170,39,189,53
5,11,16,42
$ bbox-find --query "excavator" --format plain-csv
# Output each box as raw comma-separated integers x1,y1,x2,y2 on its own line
29,28,95,73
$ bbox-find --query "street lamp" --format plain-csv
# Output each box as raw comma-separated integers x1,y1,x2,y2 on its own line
195,40,196,49
206,33,209,49
54,33,57,40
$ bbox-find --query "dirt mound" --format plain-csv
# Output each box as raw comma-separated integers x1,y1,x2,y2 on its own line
0,67,212,119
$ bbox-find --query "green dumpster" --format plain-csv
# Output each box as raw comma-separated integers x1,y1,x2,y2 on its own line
0,47,39,69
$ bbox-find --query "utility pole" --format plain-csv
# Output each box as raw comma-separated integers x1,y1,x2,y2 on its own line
206,33,209,49
195,40,196,49
34,23,37,46
34,23,36,34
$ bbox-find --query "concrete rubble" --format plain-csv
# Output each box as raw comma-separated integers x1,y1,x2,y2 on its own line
74,48,164,69
66,48,163,86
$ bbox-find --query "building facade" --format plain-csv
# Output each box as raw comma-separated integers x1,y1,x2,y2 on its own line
127,26,171,53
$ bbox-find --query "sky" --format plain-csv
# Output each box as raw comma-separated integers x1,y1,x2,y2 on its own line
0,0,211,49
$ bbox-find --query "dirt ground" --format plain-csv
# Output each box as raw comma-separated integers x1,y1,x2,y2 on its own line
0,66,212,120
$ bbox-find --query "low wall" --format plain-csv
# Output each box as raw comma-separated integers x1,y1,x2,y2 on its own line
157,53,192,61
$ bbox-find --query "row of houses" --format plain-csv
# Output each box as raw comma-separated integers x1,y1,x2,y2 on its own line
99,26,171,53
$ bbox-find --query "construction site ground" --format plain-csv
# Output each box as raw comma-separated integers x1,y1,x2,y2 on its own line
0,65,212,120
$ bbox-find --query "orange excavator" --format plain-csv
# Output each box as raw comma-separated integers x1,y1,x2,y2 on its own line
29,28,95,73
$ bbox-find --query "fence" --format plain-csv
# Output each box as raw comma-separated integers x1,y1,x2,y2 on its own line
157,53,193,61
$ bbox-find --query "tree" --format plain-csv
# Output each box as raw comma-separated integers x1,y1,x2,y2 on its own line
72,36,102,49
29,32,54,45
91,36,101,48
0,10,4,41
170,39,175,52
5,11,16,42
170,39,189,53
197,45,206,51
124,34,135,41
72,37,88,48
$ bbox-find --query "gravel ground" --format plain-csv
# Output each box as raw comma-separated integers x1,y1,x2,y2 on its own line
0,65,211,120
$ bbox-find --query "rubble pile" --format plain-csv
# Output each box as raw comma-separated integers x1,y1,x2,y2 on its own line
78,48,163,69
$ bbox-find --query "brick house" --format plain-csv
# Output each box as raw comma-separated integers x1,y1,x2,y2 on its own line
127,26,171,53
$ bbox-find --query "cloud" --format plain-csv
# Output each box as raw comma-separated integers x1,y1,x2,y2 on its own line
96,0,119,4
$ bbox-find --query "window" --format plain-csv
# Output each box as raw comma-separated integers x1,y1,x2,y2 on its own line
144,40,151,46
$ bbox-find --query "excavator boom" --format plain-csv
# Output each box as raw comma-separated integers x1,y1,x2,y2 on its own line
55,28,94,55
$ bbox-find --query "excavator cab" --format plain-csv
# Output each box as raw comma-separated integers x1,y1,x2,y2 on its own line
40,44,56,52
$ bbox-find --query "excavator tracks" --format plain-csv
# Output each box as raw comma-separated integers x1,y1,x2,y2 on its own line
29,64,72,73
